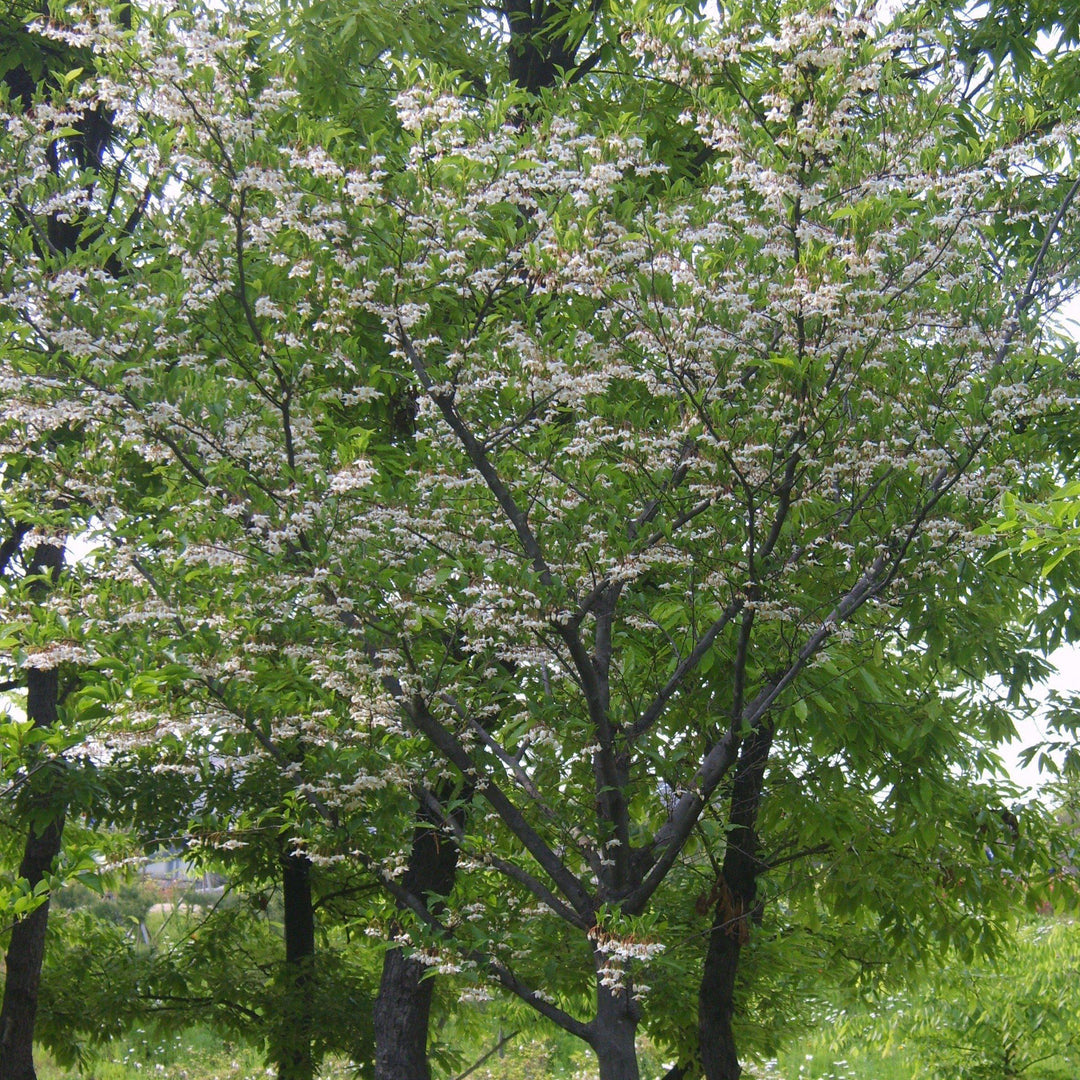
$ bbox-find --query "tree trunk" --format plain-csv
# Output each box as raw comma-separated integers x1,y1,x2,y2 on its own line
373,789,462,1080
0,543,66,1080
373,946,437,1080
0,34,118,1079
697,912,743,1080
0,811,64,1080
698,722,774,1080
277,852,316,1080
505,0,578,94
591,981,641,1080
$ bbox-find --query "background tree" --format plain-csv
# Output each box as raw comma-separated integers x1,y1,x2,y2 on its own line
0,3,140,1072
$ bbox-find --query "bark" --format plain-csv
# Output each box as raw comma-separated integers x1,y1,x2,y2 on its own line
0,543,65,1080
373,946,436,1080
591,981,641,1080
0,31,121,1080
698,722,775,1080
660,1066,692,1080
373,790,462,1080
276,852,315,1080
0,807,64,1080
505,0,579,94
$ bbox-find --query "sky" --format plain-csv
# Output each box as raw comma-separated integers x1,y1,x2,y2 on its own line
1001,645,1079,795
998,294,1080,796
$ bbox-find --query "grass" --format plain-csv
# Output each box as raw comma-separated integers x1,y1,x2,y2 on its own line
35,1027,357,1080
749,1044,922,1080
31,1034,919,1080
31,917,1080,1080
36,1027,270,1080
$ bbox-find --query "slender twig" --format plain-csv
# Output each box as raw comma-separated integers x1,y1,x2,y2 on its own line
451,1029,522,1080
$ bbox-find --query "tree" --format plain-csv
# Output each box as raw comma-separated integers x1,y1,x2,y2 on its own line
0,4,136,1072
2,3,1080,1080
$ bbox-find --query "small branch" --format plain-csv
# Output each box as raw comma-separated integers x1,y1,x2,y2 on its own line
417,787,588,930
764,842,832,871
628,598,745,741
627,553,889,914
0,523,30,577
568,497,713,627
983,173,1080,372
396,325,552,588
454,707,560,823
486,957,593,1042
396,325,614,781
1016,174,1080,321
452,1029,521,1080
405,698,594,920
659,1066,689,1080
623,725,740,915
372,860,592,1040
141,992,262,1025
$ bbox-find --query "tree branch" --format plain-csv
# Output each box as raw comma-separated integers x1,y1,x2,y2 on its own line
396,325,553,589
417,786,589,930
452,1029,522,1080
405,696,594,920
625,552,890,914
371,856,593,1040
628,598,745,741
0,523,30,577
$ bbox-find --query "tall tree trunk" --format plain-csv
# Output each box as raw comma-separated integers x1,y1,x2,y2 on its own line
0,812,64,1080
373,789,462,1080
591,980,641,1080
0,30,122,1080
373,945,436,1080
277,852,316,1080
698,722,774,1080
0,542,66,1080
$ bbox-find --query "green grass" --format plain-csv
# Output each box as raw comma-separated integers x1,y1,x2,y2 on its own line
35,1027,355,1080
747,1043,922,1080
36,1027,268,1080
32,917,1080,1080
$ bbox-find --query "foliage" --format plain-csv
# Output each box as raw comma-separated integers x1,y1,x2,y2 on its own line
35,892,379,1073
810,918,1080,1080
2,0,1080,1077
50,876,161,925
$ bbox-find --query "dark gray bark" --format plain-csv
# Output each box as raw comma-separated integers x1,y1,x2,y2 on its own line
276,852,316,1080
373,945,437,1080
698,722,774,1080
504,0,603,93
660,1065,691,1080
0,31,124,1075
591,981,641,1080
377,7,612,1074
373,790,462,1080
0,805,64,1080
0,543,66,1080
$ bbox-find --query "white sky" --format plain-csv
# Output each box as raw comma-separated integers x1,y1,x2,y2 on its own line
1001,646,1079,794
998,292,1080,795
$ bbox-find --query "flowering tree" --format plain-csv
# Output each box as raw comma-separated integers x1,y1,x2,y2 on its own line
0,1,645,1077
2,3,1080,1080
0,7,136,1072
